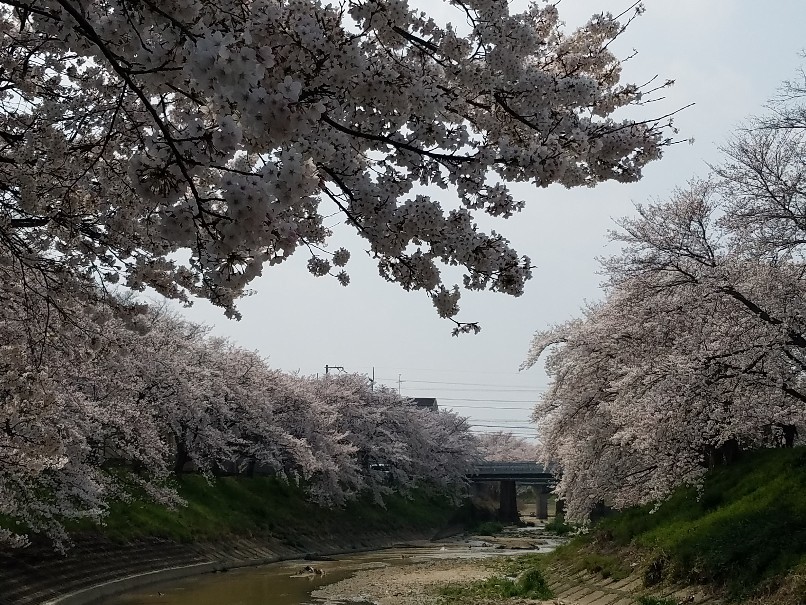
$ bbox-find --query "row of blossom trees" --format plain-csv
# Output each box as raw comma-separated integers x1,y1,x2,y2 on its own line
0,263,477,549
523,77,806,520
1,0,679,545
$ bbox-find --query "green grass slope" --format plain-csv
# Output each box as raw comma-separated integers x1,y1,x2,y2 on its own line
99,476,459,543
2,475,464,548
554,447,806,602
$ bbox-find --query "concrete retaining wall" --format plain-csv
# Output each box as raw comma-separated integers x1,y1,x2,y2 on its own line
0,529,447,605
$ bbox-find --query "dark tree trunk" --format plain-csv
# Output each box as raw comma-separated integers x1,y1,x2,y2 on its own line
174,440,189,475
589,501,611,524
782,424,798,448
707,446,718,470
706,438,742,469
720,438,741,464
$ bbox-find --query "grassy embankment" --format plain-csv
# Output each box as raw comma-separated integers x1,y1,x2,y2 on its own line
548,446,806,603
2,475,466,548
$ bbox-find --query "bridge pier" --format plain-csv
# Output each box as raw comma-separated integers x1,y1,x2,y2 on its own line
498,480,519,522
534,485,549,520
469,462,555,524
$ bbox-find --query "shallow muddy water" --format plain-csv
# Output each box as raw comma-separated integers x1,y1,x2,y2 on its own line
106,527,564,605
106,557,372,605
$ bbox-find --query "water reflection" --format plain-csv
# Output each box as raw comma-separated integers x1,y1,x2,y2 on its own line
107,529,565,605
107,559,363,605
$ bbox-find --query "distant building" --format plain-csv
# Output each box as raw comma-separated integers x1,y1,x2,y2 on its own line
412,397,438,412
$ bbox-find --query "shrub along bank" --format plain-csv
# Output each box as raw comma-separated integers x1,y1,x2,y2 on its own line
547,447,806,604
439,553,554,604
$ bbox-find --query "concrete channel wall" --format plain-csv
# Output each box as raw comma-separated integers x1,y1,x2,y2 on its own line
0,529,448,605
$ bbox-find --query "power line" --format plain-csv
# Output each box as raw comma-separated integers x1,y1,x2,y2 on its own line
470,428,535,432
470,424,537,432
370,387,538,404
472,424,537,431
443,405,533,410
377,378,547,389
470,429,536,432
469,421,535,425
368,366,532,376
470,419,534,423
433,397,537,403
398,386,543,393
468,417,533,422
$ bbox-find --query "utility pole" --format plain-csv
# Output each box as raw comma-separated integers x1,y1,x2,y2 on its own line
398,373,402,394
371,367,375,391
325,364,344,375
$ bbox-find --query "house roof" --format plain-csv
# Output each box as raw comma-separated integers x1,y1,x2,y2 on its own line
412,397,438,411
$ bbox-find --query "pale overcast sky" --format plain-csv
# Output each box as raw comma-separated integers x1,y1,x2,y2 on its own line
162,1,806,440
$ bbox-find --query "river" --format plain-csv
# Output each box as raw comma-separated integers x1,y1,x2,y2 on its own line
106,527,564,605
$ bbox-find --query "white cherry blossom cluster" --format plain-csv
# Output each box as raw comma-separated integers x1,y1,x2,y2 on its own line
0,0,674,330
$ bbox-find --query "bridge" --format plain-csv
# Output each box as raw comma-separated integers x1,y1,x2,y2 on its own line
468,461,558,523
469,461,554,483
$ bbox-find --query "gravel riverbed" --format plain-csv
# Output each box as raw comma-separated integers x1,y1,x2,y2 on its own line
313,526,564,605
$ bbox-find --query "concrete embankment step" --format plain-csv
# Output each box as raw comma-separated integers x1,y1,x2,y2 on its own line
546,562,723,605
0,539,213,605
0,529,435,605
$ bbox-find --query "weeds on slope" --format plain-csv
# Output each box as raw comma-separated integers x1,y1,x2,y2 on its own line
439,555,553,604
547,447,806,602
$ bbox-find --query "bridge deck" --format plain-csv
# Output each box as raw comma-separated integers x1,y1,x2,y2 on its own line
468,461,555,483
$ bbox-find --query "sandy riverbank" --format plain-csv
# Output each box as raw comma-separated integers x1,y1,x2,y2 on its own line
313,557,494,605
312,526,728,605
313,527,562,605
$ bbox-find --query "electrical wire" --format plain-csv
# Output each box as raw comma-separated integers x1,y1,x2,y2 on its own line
377,378,546,389
432,397,537,403
368,366,533,376
443,405,533,410
398,387,543,393
470,423,537,429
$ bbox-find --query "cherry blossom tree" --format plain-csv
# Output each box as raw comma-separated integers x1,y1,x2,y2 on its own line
267,373,362,504
523,87,806,519
310,374,475,503
475,431,537,462
0,257,175,549
0,0,676,332
404,405,478,494
0,0,684,542
1,280,478,548
524,259,806,518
